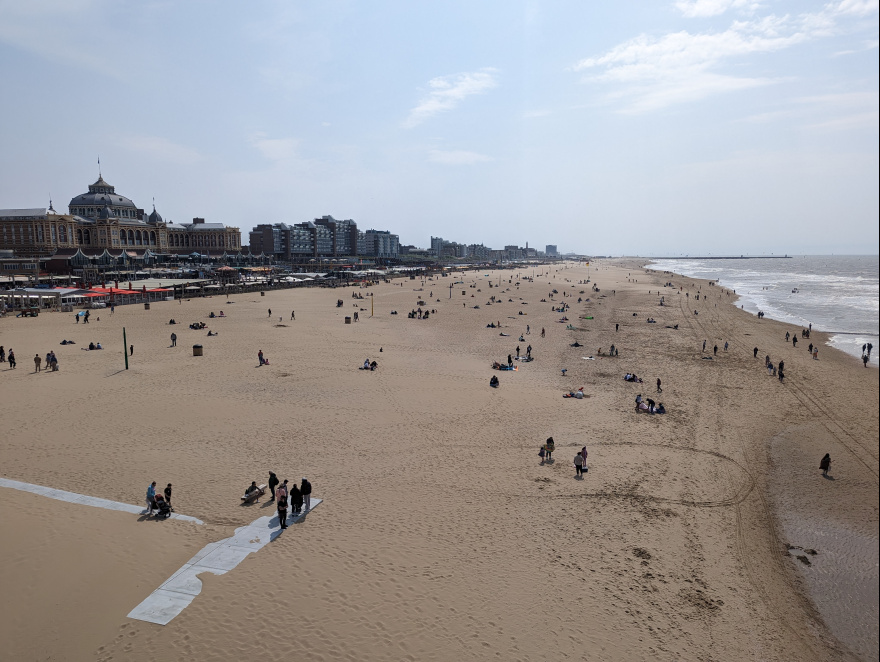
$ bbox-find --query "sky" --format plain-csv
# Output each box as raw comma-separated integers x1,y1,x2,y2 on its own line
0,0,877,256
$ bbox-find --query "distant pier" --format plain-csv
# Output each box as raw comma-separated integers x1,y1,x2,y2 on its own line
646,255,791,260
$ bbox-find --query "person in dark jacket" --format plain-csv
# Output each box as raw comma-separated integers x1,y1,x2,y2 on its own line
820,454,831,477
290,483,303,514
268,472,279,501
301,477,312,511
277,492,288,529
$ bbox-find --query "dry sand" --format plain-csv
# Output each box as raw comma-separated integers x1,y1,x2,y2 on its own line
1,261,877,661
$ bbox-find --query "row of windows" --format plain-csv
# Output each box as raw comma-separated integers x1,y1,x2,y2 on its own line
71,207,138,219
2,223,240,250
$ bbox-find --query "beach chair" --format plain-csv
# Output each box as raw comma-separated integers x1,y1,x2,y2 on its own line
241,484,267,503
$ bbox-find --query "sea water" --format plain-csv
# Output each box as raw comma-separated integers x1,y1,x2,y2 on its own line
646,255,879,366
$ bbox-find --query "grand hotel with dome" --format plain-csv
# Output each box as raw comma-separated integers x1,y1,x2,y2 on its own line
0,173,241,259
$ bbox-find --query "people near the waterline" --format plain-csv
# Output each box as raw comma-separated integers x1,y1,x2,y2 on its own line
301,477,312,511
268,472,279,501
820,453,831,477
812,347,819,360
489,375,499,387
146,481,157,516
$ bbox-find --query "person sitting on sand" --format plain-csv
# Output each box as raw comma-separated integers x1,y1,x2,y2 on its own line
209,312,216,318
490,375,499,388
370,361,378,371
207,330,217,336
655,403,666,414
363,359,370,370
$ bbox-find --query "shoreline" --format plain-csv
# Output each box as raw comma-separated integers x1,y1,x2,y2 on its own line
1,260,877,660
639,259,879,660
644,257,880,368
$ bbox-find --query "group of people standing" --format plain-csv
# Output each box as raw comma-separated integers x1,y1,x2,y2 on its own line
33,351,59,372
0,346,15,368
268,472,312,529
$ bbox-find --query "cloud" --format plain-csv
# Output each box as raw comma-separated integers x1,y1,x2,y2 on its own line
428,149,493,165
250,133,299,162
570,4,879,113
674,0,761,18
118,135,203,165
404,68,498,128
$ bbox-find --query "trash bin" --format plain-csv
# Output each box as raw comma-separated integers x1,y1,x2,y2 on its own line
144,302,151,310
345,316,352,324
193,344,203,356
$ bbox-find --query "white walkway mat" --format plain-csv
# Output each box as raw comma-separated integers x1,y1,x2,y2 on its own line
0,478,203,525
128,498,322,625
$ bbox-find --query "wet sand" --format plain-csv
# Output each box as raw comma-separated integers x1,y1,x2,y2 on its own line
1,260,876,661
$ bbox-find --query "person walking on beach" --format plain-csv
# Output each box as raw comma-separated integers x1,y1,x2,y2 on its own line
713,345,718,356
753,347,758,358
808,343,813,354
258,350,265,366
541,327,546,338
574,452,584,478
581,446,588,469
146,481,157,516
615,323,619,332
527,345,532,359
792,336,797,347
657,378,662,393
702,340,706,352
526,325,530,334
812,347,819,360
170,332,177,347
724,341,729,351
268,472,279,501
301,477,312,511
268,308,272,318
868,343,873,357
8,349,16,368
34,354,41,372
291,310,295,320
0,346,5,362
129,345,134,356
864,353,870,368
164,483,173,509
819,453,831,477
539,445,546,464
545,437,555,461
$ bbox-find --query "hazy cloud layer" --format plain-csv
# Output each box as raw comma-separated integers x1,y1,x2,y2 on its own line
404,69,498,128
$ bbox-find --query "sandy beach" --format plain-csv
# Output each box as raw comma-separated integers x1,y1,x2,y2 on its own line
1,260,877,661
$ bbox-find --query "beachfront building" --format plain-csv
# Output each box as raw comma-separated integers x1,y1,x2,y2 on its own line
545,244,558,258
0,174,242,258
249,219,399,261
